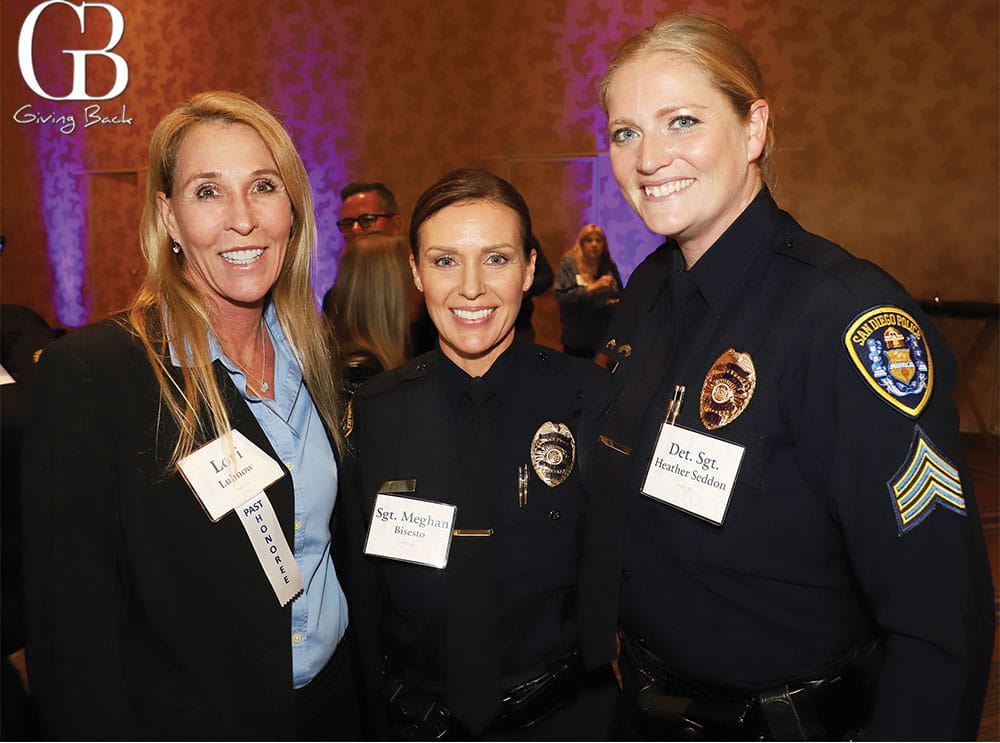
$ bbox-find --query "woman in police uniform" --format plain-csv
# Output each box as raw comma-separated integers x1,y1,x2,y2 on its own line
578,14,995,741
344,169,618,740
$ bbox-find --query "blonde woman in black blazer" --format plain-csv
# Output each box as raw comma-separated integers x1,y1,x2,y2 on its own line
22,92,360,741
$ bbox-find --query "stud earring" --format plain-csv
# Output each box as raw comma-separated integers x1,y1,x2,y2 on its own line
171,240,181,254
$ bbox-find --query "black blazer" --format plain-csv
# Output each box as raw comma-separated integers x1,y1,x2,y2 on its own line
22,317,340,741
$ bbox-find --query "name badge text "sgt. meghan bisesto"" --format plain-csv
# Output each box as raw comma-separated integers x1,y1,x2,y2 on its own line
365,492,457,569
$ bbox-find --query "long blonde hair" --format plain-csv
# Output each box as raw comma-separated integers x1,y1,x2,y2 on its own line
127,91,344,470
566,224,612,283
333,233,411,372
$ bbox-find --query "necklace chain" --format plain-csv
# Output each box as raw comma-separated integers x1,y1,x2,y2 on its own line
234,320,270,396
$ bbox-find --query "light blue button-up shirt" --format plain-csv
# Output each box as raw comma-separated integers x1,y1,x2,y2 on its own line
171,304,348,688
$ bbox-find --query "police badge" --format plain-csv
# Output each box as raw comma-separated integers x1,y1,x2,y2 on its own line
530,421,575,487
844,306,933,417
700,349,756,430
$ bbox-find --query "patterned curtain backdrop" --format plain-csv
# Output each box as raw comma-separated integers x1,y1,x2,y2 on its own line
258,1,366,302
2,0,997,333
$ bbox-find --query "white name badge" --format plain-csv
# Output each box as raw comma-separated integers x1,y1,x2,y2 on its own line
178,429,285,522
364,493,456,569
641,424,745,525
0,364,14,386
236,494,304,606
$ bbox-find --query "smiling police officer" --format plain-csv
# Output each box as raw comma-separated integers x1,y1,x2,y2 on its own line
344,169,618,741
578,14,995,741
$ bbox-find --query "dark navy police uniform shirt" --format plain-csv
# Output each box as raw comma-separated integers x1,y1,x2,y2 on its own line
578,187,994,740
346,338,617,739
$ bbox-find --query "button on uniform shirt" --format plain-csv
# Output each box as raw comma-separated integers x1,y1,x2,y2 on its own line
578,187,995,740
203,304,348,688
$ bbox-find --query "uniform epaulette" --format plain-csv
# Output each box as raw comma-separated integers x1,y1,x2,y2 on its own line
522,342,590,382
774,230,911,307
354,351,435,401
774,230,852,272
527,343,555,364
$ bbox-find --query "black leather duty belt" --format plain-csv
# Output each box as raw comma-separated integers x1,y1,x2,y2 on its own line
378,649,584,740
619,633,880,740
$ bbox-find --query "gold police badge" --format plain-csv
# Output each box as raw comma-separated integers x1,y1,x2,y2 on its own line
530,421,575,487
700,349,756,430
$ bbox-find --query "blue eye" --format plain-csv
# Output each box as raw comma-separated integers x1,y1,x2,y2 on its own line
671,115,700,130
195,184,220,199
610,127,639,145
485,253,510,266
432,255,457,267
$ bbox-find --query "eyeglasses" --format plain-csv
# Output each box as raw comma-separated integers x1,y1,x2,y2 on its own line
336,213,395,233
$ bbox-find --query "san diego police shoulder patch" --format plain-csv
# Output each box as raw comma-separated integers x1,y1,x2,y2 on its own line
843,305,933,417
887,425,965,535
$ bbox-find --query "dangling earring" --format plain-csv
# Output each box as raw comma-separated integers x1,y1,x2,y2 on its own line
171,240,181,254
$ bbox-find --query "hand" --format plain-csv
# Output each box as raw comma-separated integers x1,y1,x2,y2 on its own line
589,274,613,292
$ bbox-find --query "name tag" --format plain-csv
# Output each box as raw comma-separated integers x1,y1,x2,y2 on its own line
178,429,285,521
179,430,301,605
641,424,745,525
364,493,456,569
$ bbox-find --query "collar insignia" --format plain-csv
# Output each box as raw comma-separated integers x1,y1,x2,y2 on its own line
342,399,354,438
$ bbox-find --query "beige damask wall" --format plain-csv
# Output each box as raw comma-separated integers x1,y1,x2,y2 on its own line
2,0,998,428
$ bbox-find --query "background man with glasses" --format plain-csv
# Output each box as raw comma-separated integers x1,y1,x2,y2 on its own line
323,182,406,317
335,182,405,243
324,182,437,356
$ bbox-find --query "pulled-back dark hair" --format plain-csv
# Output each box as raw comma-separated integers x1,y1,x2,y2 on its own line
409,169,532,259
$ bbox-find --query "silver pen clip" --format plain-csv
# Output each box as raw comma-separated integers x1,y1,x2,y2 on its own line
665,385,685,426
517,464,529,508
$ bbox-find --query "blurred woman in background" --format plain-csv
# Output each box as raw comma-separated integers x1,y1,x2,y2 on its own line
332,232,412,394
554,224,622,358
